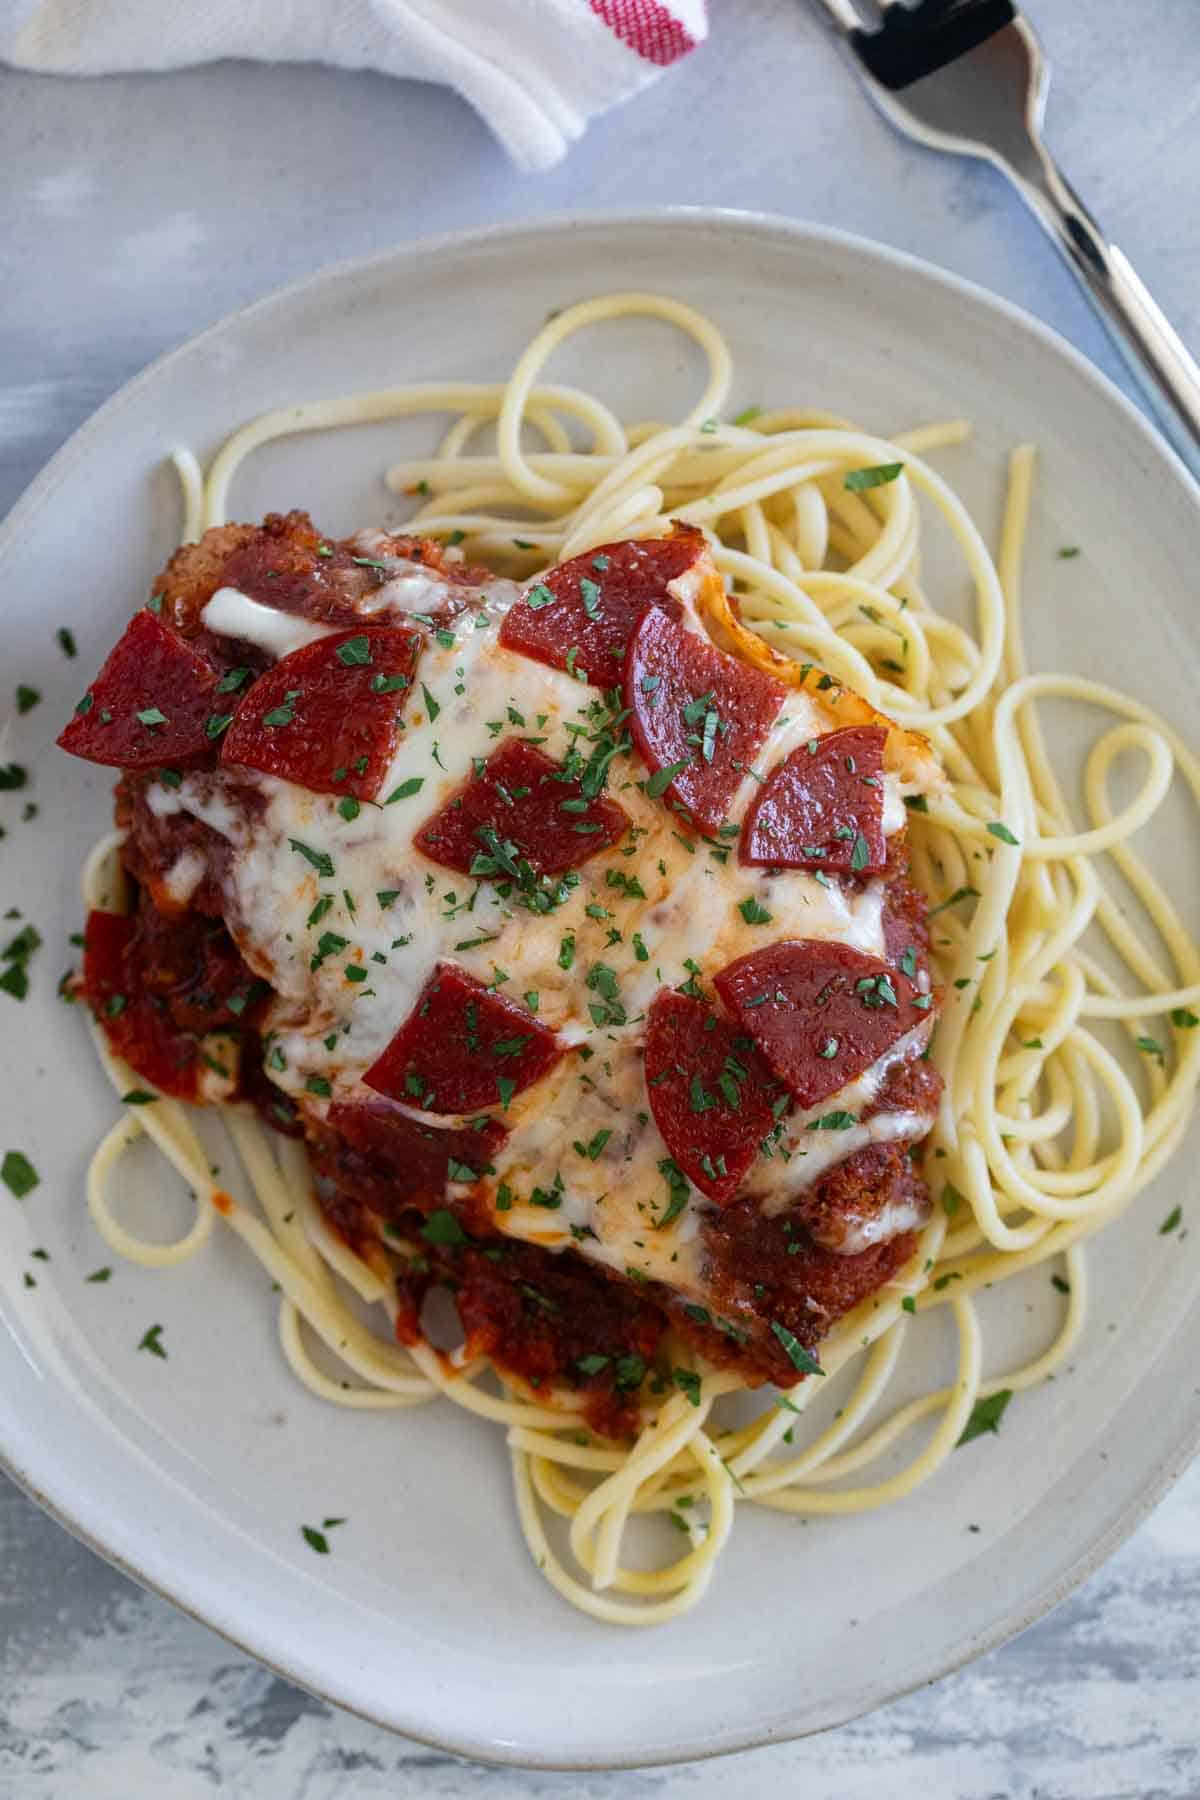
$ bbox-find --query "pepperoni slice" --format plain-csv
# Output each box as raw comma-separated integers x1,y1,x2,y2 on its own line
57,608,223,771
414,738,628,879
326,1097,507,1216
714,940,932,1110
624,608,786,832
643,990,785,1206
82,908,201,1099
363,964,562,1114
220,626,420,801
498,530,705,685
740,726,888,873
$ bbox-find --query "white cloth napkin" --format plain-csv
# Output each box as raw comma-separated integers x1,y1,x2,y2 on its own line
0,0,708,170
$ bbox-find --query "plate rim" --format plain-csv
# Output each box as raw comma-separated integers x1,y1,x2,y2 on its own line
3,202,1199,1770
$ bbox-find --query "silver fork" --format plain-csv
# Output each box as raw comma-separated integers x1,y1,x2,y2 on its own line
809,0,1200,481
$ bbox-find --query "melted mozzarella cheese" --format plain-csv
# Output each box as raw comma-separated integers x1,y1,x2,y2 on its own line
201,588,337,657
169,550,940,1303
161,847,208,908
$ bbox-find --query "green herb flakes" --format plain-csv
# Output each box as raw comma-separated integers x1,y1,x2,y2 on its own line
769,1320,824,1376
844,462,903,492
289,838,335,878
421,1209,467,1246
2,1150,39,1198
957,1389,1012,1446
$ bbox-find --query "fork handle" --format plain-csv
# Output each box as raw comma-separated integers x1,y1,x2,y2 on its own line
1004,148,1200,481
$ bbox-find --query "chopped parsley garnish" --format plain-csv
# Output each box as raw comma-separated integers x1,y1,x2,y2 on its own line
1160,1205,1183,1235
844,462,903,492
120,1090,158,1106
806,1111,857,1131
335,635,372,666
136,706,168,727
262,688,302,728
1,923,41,1002
585,962,625,1027
421,683,441,722
305,1076,333,1097
138,1323,167,1359
656,1158,690,1228
526,584,556,610
957,1389,1013,1446
986,821,1020,846
289,838,335,878
385,776,424,804
15,685,40,714
738,896,772,925
86,1267,112,1283
421,1209,468,1245
769,1321,824,1376
646,758,690,798
2,1150,39,1198
574,1128,612,1162
614,1353,647,1390
216,666,251,694
56,627,77,658
942,1182,965,1217
927,885,979,917
673,1368,702,1406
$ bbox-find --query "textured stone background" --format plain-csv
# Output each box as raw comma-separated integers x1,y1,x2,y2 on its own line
2,1,1198,1792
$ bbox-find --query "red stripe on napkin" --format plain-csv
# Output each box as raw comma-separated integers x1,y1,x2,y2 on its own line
588,0,697,66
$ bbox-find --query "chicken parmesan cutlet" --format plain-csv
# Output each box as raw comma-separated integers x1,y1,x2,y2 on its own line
60,509,945,1433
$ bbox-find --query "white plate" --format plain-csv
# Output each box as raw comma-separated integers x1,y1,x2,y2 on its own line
2,210,1198,1770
